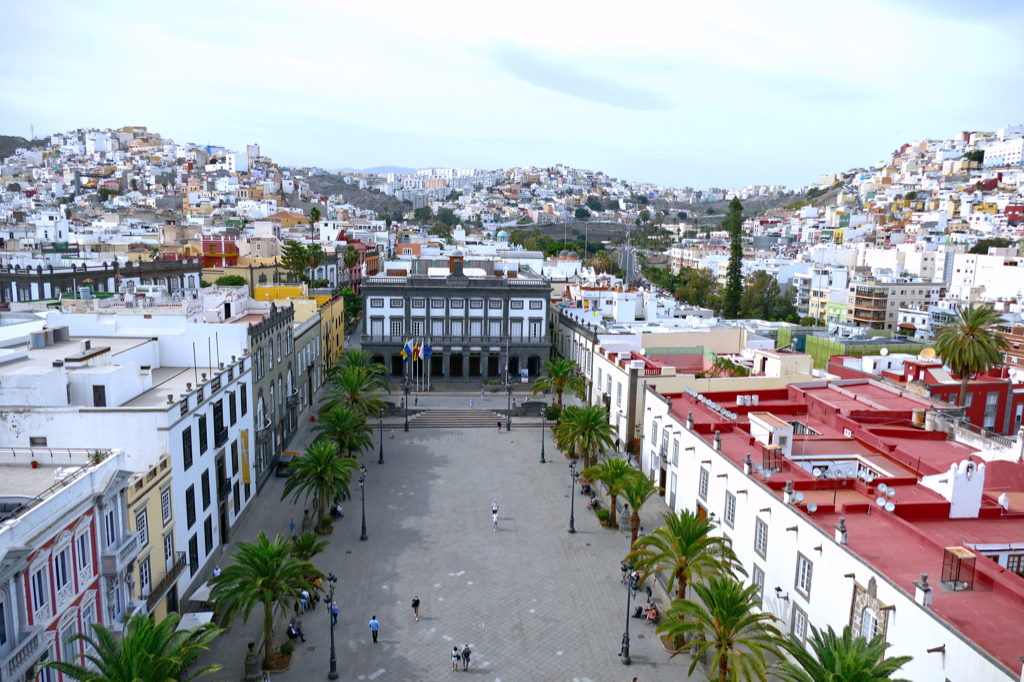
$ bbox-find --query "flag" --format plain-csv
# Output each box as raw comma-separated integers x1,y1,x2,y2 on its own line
412,340,419,359
401,339,411,361
425,340,431,359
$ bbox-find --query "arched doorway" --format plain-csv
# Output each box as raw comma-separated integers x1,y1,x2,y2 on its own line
391,355,404,377
527,355,541,377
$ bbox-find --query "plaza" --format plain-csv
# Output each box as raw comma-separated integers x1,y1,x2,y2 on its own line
196,396,697,682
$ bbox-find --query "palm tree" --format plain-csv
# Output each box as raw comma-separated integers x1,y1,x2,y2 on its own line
291,530,330,562
308,206,321,241
531,358,586,409
210,532,321,668
775,624,913,682
343,245,360,288
314,405,374,458
555,404,616,469
322,365,389,417
281,440,359,527
658,576,783,682
621,474,662,547
39,613,221,682
581,456,636,528
307,243,325,282
627,509,741,601
934,304,1009,407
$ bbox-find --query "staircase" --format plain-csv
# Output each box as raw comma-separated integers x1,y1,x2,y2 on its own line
406,409,537,429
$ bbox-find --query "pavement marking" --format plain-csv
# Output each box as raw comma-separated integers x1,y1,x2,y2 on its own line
482,662,489,667
358,676,365,680
434,583,441,587
387,505,398,509
368,669,385,680
438,597,444,601
556,651,563,656
382,585,388,589
456,570,465,576
528,609,535,613
467,581,473,585
402,485,407,488
443,635,453,641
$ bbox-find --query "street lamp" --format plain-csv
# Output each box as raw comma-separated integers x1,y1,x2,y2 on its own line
506,374,513,431
358,463,367,541
540,401,546,464
569,459,580,533
377,405,385,464
621,561,635,665
402,379,411,432
326,573,339,680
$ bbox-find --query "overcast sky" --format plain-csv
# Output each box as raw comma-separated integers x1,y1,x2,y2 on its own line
2,0,1023,189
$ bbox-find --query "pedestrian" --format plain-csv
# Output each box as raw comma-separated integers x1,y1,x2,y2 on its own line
461,643,472,670
512,397,516,409
492,499,499,515
331,601,339,626
481,389,484,399
496,420,501,431
414,394,418,406
263,672,270,682
451,646,460,671
289,518,296,538
492,510,498,532
212,565,221,578
335,502,344,518
470,399,474,409
638,526,645,540
300,588,310,612
369,615,379,643
412,596,420,621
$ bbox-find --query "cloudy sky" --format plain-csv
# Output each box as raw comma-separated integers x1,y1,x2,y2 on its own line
2,0,1022,188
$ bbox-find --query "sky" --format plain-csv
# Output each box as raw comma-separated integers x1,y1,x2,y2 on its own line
2,0,1023,189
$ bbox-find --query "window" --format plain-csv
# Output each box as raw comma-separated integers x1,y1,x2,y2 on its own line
470,299,483,309
489,321,501,336
488,299,502,309
965,393,973,407
188,535,199,575
92,385,106,407
672,440,679,465
724,491,736,528
391,320,403,336
597,368,603,387
510,300,523,309
606,376,612,394
984,392,999,429
76,531,91,572
390,298,403,308
791,605,808,643
182,427,193,470
159,488,172,526
135,509,149,548
450,299,464,309
754,517,768,559
651,423,657,446
139,556,151,594
277,334,282,361
778,435,788,448
860,607,878,640
201,470,211,510
795,553,813,598
616,382,622,406
1007,554,1024,577
164,533,174,568
53,547,71,593
698,467,709,500
0,599,8,647
61,623,78,665
30,436,47,447
751,565,765,602
268,341,274,369
370,298,384,308
231,441,239,476
204,517,213,554
229,392,237,426
31,569,48,613
240,383,247,416
198,415,208,454
234,481,241,514
431,299,445,309
530,301,543,310
104,507,117,548
186,485,196,528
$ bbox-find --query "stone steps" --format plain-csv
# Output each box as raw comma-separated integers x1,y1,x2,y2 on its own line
406,409,541,428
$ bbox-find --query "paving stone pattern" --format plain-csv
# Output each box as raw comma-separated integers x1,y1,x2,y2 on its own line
197,416,699,682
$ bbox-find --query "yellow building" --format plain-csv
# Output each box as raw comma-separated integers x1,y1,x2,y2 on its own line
320,294,345,369
975,202,999,215
127,456,184,622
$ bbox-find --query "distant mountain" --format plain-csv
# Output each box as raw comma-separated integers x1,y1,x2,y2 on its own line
0,135,47,161
325,166,418,175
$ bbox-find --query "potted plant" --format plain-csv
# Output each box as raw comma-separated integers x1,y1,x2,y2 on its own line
90,450,105,464
280,641,295,658
30,458,38,469
318,516,334,535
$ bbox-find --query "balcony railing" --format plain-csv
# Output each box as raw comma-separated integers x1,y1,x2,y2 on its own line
214,426,228,449
361,335,549,346
100,532,140,577
287,392,299,408
217,481,231,503
146,551,187,611
3,628,42,682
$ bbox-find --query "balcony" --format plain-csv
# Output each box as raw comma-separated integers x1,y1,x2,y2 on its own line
287,391,299,408
146,551,186,612
217,481,231,503
214,426,228,449
2,627,43,682
100,532,140,577
361,335,550,347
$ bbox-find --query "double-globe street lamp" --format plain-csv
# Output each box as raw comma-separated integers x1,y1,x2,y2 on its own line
568,459,580,533
621,561,636,665
377,405,385,464
506,373,513,431
326,573,339,680
358,463,367,541
539,401,546,464
402,378,412,432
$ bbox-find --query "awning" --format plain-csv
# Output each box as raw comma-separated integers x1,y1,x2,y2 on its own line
897,322,916,330
176,611,214,632
189,582,213,603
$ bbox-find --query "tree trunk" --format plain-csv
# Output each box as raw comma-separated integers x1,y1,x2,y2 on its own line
676,568,687,600
609,493,618,528
718,650,729,682
959,372,970,411
630,511,640,547
263,596,275,667
316,491,326,528
557,388,563,410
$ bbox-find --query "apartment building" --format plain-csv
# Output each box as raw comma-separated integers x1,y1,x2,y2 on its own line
847,279,945,332
794,266,848,321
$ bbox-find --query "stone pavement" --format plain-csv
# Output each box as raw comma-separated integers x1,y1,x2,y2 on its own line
196,418,699,682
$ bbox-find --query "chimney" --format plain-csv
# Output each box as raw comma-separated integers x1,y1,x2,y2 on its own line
783,481,794,504
914,573,933,607
167,394,175,404
834,517,848,545
686,412,694,429
743,453,753,475
713,431,721,451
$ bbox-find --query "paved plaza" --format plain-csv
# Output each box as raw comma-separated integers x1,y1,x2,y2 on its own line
197,403,698,682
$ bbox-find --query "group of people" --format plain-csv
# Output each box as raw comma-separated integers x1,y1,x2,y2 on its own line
450,643,472,671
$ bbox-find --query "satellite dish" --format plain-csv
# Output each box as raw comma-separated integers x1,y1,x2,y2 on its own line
813,467,824,478
884,501,896,513
876,497,887,507
764,470,773,480
877,483,888,494
793,492,805,503
755,462,764,471
807,502,818,514
845,467,856,478
920,347,937,360
880,348,889,356
887,488,897,498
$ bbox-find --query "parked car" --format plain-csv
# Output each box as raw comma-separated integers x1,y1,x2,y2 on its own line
276,452,299,476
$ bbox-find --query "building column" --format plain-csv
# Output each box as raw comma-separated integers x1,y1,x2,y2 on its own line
442,354,450,380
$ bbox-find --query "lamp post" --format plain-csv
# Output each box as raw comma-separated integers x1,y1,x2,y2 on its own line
540,401,546,464
569,459,579,533
377,405,384,464
621,561,634,665
358,463,367,541
326,573,339,680
506,375,513,431
402,379,411,432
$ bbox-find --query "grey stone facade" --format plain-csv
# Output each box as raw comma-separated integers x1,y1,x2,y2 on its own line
247,302,296,489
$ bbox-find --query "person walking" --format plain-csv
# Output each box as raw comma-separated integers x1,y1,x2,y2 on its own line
412,596,420,622
492,510,498,532
451,646,460,671
496,420,501,432
368,616,380,643
263,672,270,682
414,394,418,406
461,643,472,671
470,399,474,409
331,601,339,626
289,518,296,538
300,588,310,613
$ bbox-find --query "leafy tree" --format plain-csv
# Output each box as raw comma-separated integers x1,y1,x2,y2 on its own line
968,237,1011,255
586,196,603,212
658,576,783,682
413,206,433,222
291,530,330,562
722,197,744,318
587,253,613,274
622,474,662,547
321,364,390,417
800,315,820,327
627,509,741,601
429,223,453,241
335,348,387,377
97,187,120,202
281,241,309,282
340,287,361,318
307,243,326,274
210,532,321,668
607,199,620,210
677,211,687,220
934,304,1009,406
39,612,222,682
552,404,616,469
281,440,359,527
130,179,138,191
640,209,651,224
314,406,374,458
435,208,458,227
581,457,635,528
343,245,360,270
575,207,591,220
215,275,247,287
740,271,793,321
383,212,393,229
530,358,586,409
964,149,984,163
776,624,912,682
904,191,918,201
